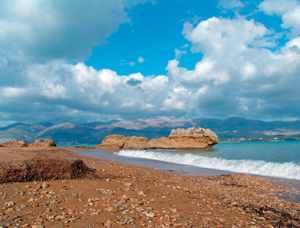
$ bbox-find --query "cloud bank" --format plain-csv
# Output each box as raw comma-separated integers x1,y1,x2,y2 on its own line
0,0,132,63
1,0,300,125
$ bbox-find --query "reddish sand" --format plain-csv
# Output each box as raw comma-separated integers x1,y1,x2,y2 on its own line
0,147,299,227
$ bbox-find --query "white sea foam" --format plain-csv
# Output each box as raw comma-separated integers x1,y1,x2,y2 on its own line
117,150,300,180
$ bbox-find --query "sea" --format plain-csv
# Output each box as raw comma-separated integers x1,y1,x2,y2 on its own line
63,140,300,181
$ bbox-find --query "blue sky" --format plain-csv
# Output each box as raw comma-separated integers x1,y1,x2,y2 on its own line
0,0,300,126
86,0,217,76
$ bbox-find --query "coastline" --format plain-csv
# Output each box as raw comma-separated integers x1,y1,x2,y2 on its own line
74,148,234,177
75,148,300,203
1,147,300,227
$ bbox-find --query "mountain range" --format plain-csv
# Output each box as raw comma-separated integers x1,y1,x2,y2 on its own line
1,116,300,145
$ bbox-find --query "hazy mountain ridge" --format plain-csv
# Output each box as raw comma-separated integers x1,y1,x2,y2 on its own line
94,117,195,130
0,117,300,144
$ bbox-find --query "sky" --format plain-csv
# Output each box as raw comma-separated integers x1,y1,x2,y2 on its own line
0,0,300,126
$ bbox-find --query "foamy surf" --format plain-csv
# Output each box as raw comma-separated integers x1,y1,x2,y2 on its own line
117,150,300,180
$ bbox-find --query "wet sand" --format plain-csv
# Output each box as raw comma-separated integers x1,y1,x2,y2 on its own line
0,147,300,227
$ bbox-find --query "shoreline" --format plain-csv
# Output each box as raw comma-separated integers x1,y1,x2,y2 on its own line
74,148,300,204
73,148,234,177
75,148,300,181
1,147,300,227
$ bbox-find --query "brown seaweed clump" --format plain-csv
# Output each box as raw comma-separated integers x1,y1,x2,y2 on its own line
0,158,96,183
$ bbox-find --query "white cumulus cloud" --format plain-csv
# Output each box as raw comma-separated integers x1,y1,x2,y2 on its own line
166,16,300,118
260,0,300,37
0,0,135,63
1,1,300,124
259,0,299,16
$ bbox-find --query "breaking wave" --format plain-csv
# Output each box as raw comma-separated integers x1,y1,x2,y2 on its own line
117,150,300,180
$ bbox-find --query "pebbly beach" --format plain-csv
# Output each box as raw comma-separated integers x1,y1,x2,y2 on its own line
2,0,300,227
0,146,300,227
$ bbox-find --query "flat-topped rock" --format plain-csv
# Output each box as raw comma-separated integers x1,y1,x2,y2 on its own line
95,135,148,150
95,127,219,150
29,139,56,147
1,140,28,147
123,136,148,149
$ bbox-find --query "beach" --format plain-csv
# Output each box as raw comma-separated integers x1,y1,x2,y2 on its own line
0,147,300,227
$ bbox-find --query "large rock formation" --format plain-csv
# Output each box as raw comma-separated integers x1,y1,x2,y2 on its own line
95,127,219,150
28,139,56,147
1,140,28,147
96,135,149,150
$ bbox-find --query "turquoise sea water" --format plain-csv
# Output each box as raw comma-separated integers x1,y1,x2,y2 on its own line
202,141,300,163
116,141,300,180
66,141,300,180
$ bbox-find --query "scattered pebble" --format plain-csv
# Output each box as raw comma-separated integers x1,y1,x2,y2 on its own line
0,148,299,227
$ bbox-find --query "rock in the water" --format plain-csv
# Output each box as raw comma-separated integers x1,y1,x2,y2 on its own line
95,135,126,149
95,135,148,149
169,127,219,145
1,140,28,147
124,136,148,149
29,139,56,147
95,127,218,150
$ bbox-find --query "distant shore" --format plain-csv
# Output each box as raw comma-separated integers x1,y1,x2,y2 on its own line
0,147,300,227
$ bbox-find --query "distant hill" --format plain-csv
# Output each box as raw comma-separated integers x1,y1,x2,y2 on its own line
0,116,299,145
